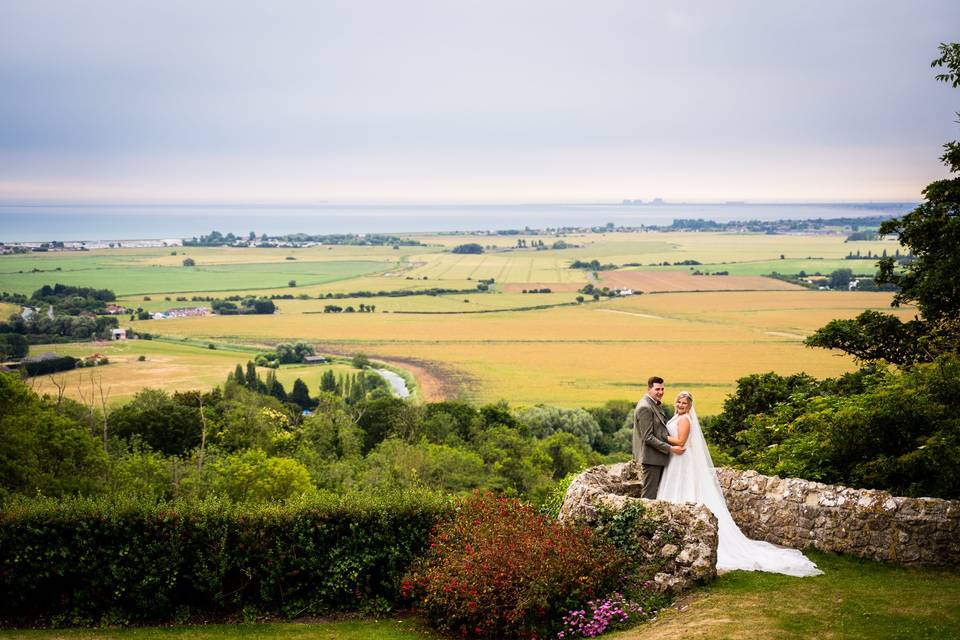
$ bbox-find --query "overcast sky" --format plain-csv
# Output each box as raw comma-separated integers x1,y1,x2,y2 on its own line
1,0,958,204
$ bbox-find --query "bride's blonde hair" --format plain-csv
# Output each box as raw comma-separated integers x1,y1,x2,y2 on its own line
676,391,694,405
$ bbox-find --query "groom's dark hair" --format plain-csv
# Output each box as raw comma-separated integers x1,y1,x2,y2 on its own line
647,376,664,387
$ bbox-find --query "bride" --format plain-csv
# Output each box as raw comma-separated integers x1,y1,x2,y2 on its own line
657,391,822,576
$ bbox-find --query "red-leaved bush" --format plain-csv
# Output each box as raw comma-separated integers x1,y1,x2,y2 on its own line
404,492,626,639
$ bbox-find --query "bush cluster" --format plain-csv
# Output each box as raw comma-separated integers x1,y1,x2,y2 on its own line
706,355,960,499
404,492,625,638
0,491,449,626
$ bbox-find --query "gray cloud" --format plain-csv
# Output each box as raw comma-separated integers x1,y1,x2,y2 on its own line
0,0,957,202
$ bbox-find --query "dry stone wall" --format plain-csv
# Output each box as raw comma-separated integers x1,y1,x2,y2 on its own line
717,468,960,566
559,462,718,593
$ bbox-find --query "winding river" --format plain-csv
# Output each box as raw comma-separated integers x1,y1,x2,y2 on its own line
374,368,411,398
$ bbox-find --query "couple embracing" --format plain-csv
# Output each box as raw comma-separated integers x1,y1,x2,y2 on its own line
633,376,822,577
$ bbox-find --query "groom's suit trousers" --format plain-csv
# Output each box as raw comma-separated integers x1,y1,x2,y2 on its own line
640,464,663,499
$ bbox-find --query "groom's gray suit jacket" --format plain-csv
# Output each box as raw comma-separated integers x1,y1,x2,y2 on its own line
632,394,671,466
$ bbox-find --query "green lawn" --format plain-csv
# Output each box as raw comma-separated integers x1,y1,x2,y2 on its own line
615,551,960,640
0,618,438,640
3,552,956,640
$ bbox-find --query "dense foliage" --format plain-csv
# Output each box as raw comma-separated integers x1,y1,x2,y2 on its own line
0,372,626,505
452,243,484,254
705,356,960,499
0,373,106,500
211,298,276,315
404,492,626,638
0,492,447,626
30,284,117,313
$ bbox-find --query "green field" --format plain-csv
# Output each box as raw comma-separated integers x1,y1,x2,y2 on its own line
1,260,389,297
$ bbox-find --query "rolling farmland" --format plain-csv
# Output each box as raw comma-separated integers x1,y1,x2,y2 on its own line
5,230,910,414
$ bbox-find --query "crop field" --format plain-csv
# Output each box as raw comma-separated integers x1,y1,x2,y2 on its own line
11,231,912,414
94,289,908,414
25,339,259,403
598,271,803,292
1,259,389,297
408,231,899,263
399,251,591,284
25,339,369,406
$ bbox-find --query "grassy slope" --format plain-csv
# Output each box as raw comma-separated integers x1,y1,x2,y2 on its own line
2,553,957,639
615,551,960,640
0,618,439,640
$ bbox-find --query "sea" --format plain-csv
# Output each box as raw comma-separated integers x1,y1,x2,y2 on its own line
0,201,917,243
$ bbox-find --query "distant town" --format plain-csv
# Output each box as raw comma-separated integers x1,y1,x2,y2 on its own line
0,214,898,252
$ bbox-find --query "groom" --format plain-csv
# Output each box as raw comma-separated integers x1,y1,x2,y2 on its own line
633,376,685,499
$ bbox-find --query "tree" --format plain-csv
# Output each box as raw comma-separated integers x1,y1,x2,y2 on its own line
210,448,314,502
109,388,203,455
0,373,107,498
0,333,28,359
245,361,259,390
351,352,371,369
730,355,960,499
320,369,339,394
182,257,195,267
452,243,484,254
264,370,287,401
827,268,853,290
518,405,602,449
807,42,960,364
290,378,313,410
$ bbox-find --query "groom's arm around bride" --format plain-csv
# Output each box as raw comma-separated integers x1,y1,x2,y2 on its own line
632,377,684,499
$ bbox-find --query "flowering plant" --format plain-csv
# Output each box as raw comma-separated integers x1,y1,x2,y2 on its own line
404,492,626,638
556,592,650,638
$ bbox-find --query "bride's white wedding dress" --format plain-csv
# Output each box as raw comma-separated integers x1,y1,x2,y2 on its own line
657,407,822,576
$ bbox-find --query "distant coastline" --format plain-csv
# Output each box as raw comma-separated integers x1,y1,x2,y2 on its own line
0,201,917,244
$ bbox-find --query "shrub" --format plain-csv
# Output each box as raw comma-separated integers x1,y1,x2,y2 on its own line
405,492,625,638
0,491,449,626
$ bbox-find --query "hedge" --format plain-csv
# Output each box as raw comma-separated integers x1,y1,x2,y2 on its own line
0,491,450,626
22,355,76,376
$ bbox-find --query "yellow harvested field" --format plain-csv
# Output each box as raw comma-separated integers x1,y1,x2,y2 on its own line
121,290,908,414
0,302,20,318
26,340,253,404
14,232,914,415
401,252,590,284
599,271,802,292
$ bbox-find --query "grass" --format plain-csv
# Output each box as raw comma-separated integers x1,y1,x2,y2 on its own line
614,551,960,640
0,261,389,297
2,553,956,639
0,618,439,640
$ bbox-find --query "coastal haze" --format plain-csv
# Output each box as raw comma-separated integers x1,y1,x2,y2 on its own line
0,201,917,242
